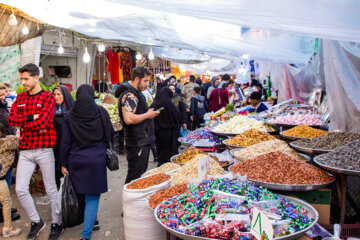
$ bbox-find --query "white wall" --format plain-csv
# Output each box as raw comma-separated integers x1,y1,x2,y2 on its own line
40,28,95,91
40,55,78,89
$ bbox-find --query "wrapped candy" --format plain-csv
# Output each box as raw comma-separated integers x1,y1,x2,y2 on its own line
156,178,314,238
268,113,323,125
179,127,222,144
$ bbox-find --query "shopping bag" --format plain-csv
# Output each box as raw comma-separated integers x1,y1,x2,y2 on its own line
55,177,64,214
180,127,189,138
61,175,85,228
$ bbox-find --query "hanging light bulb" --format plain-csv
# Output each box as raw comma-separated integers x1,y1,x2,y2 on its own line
98,42,105,52
148,48,154,60
22,25,29,35
241,54,250,59
83,46,91,63
8,10,17,26
58,43,64,54
136,51,142,60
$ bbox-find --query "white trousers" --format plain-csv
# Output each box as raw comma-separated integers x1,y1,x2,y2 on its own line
15,148,61,224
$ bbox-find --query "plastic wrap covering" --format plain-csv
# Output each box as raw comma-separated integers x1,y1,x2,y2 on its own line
323,40,360,133
1,0,330,64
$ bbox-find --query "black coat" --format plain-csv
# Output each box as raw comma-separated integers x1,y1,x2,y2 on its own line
0,101,16,136
61,108,114,195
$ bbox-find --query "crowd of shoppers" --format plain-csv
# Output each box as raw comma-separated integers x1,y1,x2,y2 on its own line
0,63,268,240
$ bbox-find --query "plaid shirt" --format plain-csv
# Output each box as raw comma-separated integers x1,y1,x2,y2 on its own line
9,90,56,149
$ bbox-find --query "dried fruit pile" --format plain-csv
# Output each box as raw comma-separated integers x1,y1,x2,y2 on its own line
127,173,170,189
282,125,328,138
230,151,334,185
225,129,274,147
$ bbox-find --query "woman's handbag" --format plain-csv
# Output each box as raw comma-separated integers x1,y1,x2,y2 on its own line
100,110,120,171
105,141,119,171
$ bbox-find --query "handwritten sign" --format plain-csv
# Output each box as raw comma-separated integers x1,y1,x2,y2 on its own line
251,207,274,240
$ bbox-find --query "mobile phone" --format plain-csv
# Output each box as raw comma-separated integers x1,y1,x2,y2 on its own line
155,107,164,111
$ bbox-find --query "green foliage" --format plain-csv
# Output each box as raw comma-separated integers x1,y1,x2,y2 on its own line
15,82,60,94
70,90,77,100
16,85,26,94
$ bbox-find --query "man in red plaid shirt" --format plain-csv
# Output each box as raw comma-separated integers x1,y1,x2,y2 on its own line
9,64,63,240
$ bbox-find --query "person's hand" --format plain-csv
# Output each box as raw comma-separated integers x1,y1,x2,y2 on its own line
186,108,190,112
147,108,160,119
190,116,194,121
34,114,39,120
62,167,69,176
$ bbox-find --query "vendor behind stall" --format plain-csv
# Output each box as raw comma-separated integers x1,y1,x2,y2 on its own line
255,82,267,100
250,74,260,87
249,91,268,113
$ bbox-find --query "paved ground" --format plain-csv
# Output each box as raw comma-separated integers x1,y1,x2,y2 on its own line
3,153,157,240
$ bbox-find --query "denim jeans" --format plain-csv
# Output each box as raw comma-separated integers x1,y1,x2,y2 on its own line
82,194,100,239
5,170,13,189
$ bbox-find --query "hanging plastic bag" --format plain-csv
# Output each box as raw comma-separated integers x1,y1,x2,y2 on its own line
180,127,189,138
55,177,64,214
61,175,85,228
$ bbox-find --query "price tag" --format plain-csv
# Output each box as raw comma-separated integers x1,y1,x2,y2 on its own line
198,156,210,179
250,207,274,240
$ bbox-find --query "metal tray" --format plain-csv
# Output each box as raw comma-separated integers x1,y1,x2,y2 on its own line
289,142,331,154
154,196,318,240
244,177,334,191
222,139,246,149
170,153,183,165
210,130,239,137
211,130,278,138
178,138,193,147
229,149,311,162
170,153,233,169
208,153,234,170
280,132,310,141
229,167,334,191
265,120,327,130
313,155,360,176
229,148,247,162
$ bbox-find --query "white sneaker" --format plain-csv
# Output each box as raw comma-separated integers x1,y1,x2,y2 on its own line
2,227,21,237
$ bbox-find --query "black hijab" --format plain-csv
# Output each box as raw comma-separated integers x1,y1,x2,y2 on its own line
151,87,180,129
211,77,218,88
54,85,75,112
68,85,104,147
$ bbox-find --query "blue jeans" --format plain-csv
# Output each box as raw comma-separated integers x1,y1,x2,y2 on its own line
82,195,100,239
0,170,13,208
5,170,12,188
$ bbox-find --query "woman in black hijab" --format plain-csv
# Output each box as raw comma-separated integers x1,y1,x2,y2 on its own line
151,87,181,166
61,85,114,240
53,85,74,187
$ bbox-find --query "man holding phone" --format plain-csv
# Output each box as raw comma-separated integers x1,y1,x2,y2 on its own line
115,67,160,183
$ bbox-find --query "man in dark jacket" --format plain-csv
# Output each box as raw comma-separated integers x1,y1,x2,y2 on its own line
249,91,268,113
115,67,160,183
190,87,208,130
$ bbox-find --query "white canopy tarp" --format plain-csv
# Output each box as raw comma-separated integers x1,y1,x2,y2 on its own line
5,0,360,65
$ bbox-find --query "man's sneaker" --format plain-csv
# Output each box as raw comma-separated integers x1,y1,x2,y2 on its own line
48,224,64,240
93,220,100,231
27,219,46,240
3,227,21,237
